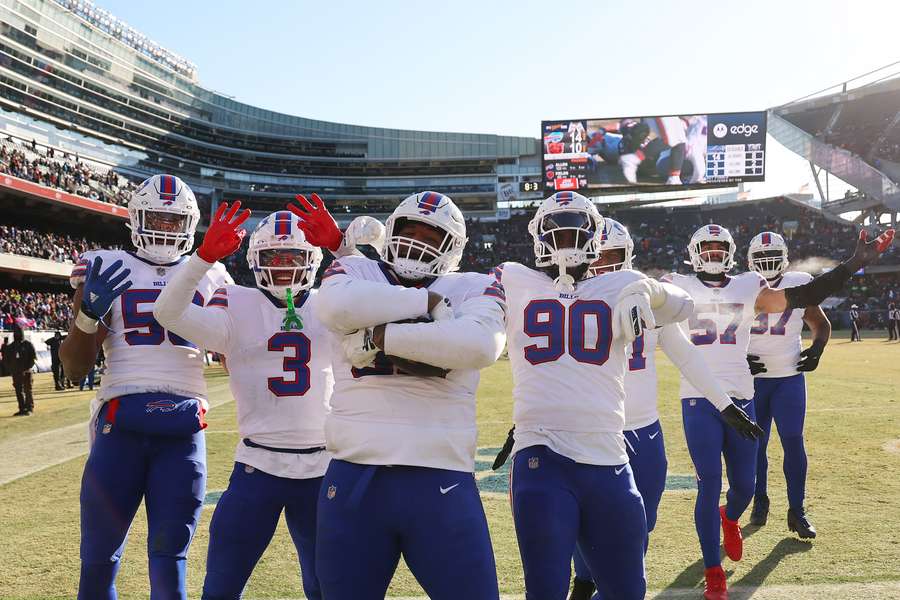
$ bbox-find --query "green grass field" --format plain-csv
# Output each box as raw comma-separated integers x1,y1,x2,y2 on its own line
1,334,899,599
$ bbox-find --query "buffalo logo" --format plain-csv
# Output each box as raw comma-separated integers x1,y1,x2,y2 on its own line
161,199,176,206
145,399,178,414
327,485,337,500
528,456,540,469
416,191,445,215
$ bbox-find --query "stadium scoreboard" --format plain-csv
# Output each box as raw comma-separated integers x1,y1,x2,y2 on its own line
541,111,767,193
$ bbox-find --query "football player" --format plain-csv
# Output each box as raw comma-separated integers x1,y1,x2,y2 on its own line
59,175,232,600
493,191,760,600
569,220,763,600
665,224,893,600
745,232,831,539
291,192,507,600
153,204,329,599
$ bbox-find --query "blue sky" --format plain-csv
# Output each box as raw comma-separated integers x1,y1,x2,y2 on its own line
96,0,899,198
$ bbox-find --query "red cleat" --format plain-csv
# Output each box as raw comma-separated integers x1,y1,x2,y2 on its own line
720,505,743,561
704,566,728,600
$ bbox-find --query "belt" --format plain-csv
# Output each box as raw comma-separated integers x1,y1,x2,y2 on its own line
242,438,326,454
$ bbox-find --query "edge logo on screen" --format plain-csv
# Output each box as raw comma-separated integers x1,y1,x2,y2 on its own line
713,122,759,138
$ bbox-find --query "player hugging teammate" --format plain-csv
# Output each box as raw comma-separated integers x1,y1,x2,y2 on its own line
65,176,894,600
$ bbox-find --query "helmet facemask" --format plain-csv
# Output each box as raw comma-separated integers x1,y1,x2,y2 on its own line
250,247,320,298
589,248,628,276
383,217,463,281
692,241,733,274
749,248,788,280
131,209,196,263
529,209,601,290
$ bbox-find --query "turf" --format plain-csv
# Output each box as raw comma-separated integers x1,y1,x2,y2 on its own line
1,334,899,598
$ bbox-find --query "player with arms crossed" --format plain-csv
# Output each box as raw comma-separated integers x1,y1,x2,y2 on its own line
292,192,507,600
59,175,232,600
666,224,893,599
493,191,760,600
745,232,830,539
568,220,763,600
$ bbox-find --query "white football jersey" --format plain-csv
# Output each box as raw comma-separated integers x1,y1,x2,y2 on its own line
665,271,767,400
748,271,813,379
70,249,231,403
501,262,647,465
318,255,505,473
623,326,661,431
201,286,335,478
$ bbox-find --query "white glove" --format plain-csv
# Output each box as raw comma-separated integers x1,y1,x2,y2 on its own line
429,295,454,321
339,216,385,255
342,327,379,369
613,285,656,342
618,153,641,184
620,278,668,308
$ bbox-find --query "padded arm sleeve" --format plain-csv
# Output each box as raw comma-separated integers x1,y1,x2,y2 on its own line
316,271,429,334
659,324,732,411
153,253,233,354
383,296,507,370
785,264,851,309
650,280,695,326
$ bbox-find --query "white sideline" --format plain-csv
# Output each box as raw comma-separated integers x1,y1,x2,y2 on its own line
0,380,234,486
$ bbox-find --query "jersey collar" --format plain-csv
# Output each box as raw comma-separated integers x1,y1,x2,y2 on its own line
377,260,436,289
698,274,732,288
126,250,187,268
259,288,309,309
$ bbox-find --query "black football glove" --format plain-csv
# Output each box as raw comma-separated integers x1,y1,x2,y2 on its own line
796,340,826,372
492,427,516,470
747,354,767,376
720,403,764,440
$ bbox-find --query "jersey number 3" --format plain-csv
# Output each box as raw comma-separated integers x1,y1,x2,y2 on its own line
267,332,311,397
523,299,613,366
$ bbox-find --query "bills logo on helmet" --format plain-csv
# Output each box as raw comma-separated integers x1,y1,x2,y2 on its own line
554,191,574,206
417,191,446,215
274,211,292,240
157,175,179,205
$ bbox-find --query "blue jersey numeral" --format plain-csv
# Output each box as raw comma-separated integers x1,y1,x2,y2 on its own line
121,289,204,348
628,333,647,371
751,309,792,336
523,299,613,366
267,331,312,397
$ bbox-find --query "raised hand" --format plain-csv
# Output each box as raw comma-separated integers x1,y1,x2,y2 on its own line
287,193,343,252
197,201,251,263
82,256,132,320
847,228,895,271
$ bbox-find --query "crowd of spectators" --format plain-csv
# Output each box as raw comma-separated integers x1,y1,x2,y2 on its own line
0,289,72,331
0,137,137,207
0,224,119,263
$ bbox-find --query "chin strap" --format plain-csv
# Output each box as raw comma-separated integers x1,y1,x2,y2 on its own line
281,288,304,331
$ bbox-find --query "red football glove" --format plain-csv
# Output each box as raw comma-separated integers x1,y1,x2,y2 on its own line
197,201,251,263
287,193,343,252
848,228,895,271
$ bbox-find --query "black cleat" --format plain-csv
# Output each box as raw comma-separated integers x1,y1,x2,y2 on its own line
568,577,596,600
750,494,769,526
788,507,817,539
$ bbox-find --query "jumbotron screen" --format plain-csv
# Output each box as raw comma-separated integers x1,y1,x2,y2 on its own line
541,111,767,193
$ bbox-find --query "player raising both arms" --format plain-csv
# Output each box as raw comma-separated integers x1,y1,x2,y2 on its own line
59,175,232,600
666,224,893,600
293,192,507,600
568,220,764,600
745,232,831,539
493,191,760,600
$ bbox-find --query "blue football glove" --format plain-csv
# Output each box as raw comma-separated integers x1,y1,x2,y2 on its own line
81,257,133,321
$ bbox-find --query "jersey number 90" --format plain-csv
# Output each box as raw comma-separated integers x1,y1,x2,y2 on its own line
523,299,613,366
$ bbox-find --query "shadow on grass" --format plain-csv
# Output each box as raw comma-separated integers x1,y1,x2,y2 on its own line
659,525,810,598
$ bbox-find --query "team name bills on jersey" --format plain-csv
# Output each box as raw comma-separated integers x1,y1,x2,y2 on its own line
317,255,506,473
500,262,647,465
196,285,336,478
70,249,231,403
665,271,767,400
749,271,814,379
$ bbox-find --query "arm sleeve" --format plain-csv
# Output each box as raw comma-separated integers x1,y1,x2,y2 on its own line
382,295,507,370
152,253,234,355
650,280,695,326
658,324,732,411
315,261,430,334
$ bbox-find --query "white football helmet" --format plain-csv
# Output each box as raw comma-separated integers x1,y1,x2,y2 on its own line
127,174,200,263
529,191,603,285
589,217,634,275
380,191,467,280
247,210,323,298
748,231,789,280
687,224,735,274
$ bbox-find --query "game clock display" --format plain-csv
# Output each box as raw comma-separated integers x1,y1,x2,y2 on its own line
541,111,767,193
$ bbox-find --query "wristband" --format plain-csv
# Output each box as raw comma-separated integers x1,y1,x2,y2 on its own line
75,310,99,334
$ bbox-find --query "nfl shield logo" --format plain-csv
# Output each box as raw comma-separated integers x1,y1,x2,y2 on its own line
690,399,697,406
327,485,337,500
528,456,540,469
157,267,166,276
